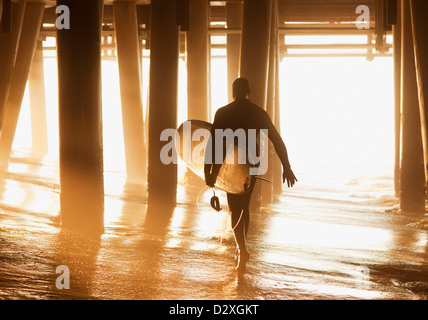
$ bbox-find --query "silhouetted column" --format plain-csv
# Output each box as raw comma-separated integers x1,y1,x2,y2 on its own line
226,1,242,102
148,0,179,205
272,57,282,200
240,0,270,108
394,0,402,197
240,0,271,212
29,39,48,155
0,2,43,167
399,0,425,215
0,0,26,129
262,0,278,206
184,0,209,184
273,16,282,200
57,0,105,234
113,0,146,184
410,0,428,196
187,0,208,121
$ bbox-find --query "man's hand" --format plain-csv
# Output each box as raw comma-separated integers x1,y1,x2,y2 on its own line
283,166,297,187
205,174,215,188
205,164,222,188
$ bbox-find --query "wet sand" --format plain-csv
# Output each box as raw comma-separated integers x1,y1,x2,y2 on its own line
0,155,427,300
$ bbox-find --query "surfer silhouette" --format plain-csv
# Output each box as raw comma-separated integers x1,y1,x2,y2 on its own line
204,78,297,272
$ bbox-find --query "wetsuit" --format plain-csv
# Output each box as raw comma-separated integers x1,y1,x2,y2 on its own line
204,98,292,269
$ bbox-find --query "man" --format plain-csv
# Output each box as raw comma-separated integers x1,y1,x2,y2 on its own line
204,78,297,272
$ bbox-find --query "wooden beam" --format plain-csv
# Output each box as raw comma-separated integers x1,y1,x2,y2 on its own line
148,0,179,205
113,0,147,184
410,0,428,205
394,0,401,197
0,0,26,129
187,0,209,121
226,0,242,102
57,0,105,234
240,0,271,212
0,1,44,167
262,0,278,206
399,0,425,215
29,39,48,155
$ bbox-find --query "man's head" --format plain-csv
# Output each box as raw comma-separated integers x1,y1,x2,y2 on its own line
233,78,250,100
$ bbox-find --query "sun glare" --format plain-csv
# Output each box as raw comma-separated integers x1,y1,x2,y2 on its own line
11,35,394,188
280,56,394,175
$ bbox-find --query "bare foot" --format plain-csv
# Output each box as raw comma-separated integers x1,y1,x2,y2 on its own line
234,250,250,272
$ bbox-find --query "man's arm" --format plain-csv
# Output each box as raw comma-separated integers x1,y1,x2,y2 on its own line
265,114,298,187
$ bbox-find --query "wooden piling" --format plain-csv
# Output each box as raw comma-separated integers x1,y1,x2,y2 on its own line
226,1,242,102
0,0,26,129
184,0,209,184
0,0,3,25
147,0,179,205
272,51,283,200
0,2,44,167
113,0,146,185
410,0,428,206
57,0,105,234
187,0,209,121
394,0,402,197
29,39,48,155
240,0,271,212
399,0,425,215
240,0,270,108
262,0,279,206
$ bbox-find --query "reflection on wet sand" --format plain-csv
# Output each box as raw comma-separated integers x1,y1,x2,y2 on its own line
51,230,101,299
0,158,427,299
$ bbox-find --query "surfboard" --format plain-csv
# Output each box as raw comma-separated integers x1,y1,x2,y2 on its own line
176,120,253,194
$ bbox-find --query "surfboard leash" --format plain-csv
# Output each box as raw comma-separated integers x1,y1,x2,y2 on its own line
254,176,273,184
196,185,223,212
210,188,222,212
196,185,210,210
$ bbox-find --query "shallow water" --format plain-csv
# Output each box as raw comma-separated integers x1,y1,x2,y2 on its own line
0,152,427,300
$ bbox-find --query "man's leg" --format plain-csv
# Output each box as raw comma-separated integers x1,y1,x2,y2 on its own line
227,179,255,271
227,192,247,255
240,176,256,240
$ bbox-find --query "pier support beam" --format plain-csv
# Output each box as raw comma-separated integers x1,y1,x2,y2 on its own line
113,0,146,185
240,0,271,211
29,39,48,155
399,0,425,215
57,0,105,234
240,0,270,108
262,0,278,206
0,2,44,167
410,0,428,210
226,1,242,102
271,0,283,201
184,0,209,184
148,0,179,205
187,0,209,121
272,56,282,200
0,0,26,129
394,0,402,197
